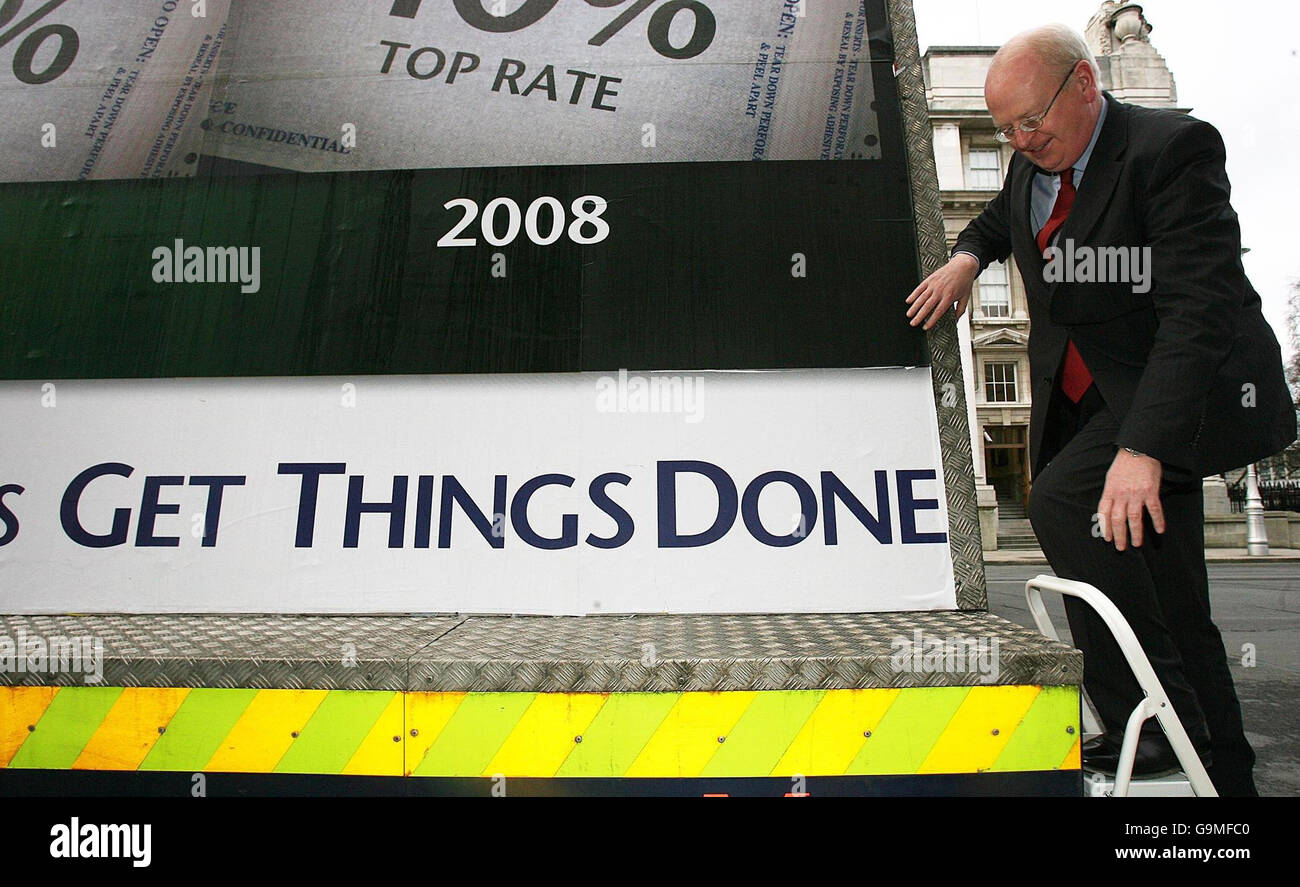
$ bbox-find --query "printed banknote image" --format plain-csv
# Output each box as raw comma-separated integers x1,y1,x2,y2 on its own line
0,0,884,181
201,0,883,171
0,0,232,182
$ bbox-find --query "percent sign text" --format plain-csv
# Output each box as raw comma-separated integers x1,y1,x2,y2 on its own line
391,0,717,60
0,0,78,84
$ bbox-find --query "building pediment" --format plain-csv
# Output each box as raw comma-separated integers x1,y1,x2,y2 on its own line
973,329,1029,347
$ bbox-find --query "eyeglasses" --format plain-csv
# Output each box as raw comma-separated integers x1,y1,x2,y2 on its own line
993,69,1076,143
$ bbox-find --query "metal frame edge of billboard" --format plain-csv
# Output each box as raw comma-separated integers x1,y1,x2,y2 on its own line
0,0,989,617
889,0,987,611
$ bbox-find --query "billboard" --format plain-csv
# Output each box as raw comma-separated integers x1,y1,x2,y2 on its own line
0,0,965,614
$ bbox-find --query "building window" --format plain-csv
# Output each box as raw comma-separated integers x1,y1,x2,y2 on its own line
978,261,1010,318
967,148,1002,189
985,361,1018,403
985,425,1026,446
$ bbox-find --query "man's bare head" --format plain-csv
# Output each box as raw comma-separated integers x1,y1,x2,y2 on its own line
986,25,1104,173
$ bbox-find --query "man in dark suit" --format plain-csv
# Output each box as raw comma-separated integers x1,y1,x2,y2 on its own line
905,25,1295,796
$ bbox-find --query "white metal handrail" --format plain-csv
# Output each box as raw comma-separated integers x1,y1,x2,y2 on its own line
1025,574,1217,798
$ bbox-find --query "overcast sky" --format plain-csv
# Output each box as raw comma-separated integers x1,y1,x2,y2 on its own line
913,0,1299,359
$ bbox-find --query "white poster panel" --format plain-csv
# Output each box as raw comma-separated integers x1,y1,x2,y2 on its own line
0,368,955,614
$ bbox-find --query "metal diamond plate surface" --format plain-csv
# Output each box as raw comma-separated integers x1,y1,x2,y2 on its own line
411,612,1080,692
2,613,1080,691
0,614,463,690
890,0,988,611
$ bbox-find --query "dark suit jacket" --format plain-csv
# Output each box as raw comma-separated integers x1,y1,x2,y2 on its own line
954,93,1296,478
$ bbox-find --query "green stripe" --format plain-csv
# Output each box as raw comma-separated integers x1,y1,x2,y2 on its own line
701,690,826,777
275,691,396,774
991,686,1080,771
8,687,123,769
553,693,680,777
414,693,537,776
847,687,971,774
139,689,258,771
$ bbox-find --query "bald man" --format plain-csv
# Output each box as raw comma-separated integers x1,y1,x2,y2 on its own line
906,25,1295,796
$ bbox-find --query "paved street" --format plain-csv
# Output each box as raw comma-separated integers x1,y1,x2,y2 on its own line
986,563,1300,796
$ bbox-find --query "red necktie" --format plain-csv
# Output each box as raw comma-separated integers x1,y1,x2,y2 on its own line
1036,169,1093,403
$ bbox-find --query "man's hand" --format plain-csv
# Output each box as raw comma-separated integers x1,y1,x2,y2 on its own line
905,253,979,330
1096,449,1165,551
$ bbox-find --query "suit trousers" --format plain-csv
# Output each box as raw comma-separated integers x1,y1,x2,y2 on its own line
1027,384,1258,796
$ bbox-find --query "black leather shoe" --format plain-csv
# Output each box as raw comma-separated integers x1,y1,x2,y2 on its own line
1083,735,1212,777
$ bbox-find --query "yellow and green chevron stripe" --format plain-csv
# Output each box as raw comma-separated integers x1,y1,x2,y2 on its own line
1,685,1080,778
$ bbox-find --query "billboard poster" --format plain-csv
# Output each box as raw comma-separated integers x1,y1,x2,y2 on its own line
0,0,953,614
0,369,954,614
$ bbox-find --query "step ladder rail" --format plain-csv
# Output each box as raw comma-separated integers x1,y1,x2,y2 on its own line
1024,574,1217,798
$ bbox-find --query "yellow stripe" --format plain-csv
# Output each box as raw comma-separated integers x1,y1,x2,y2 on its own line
1061,736,1081,770
625,692,756,778
919,685,1041,773
206,689,329,772
484,693,608,776
73,688,190,771
773,688,900,776
1,685,1080,777
0,685,58,767
403,692,467,776
342,692,406,776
